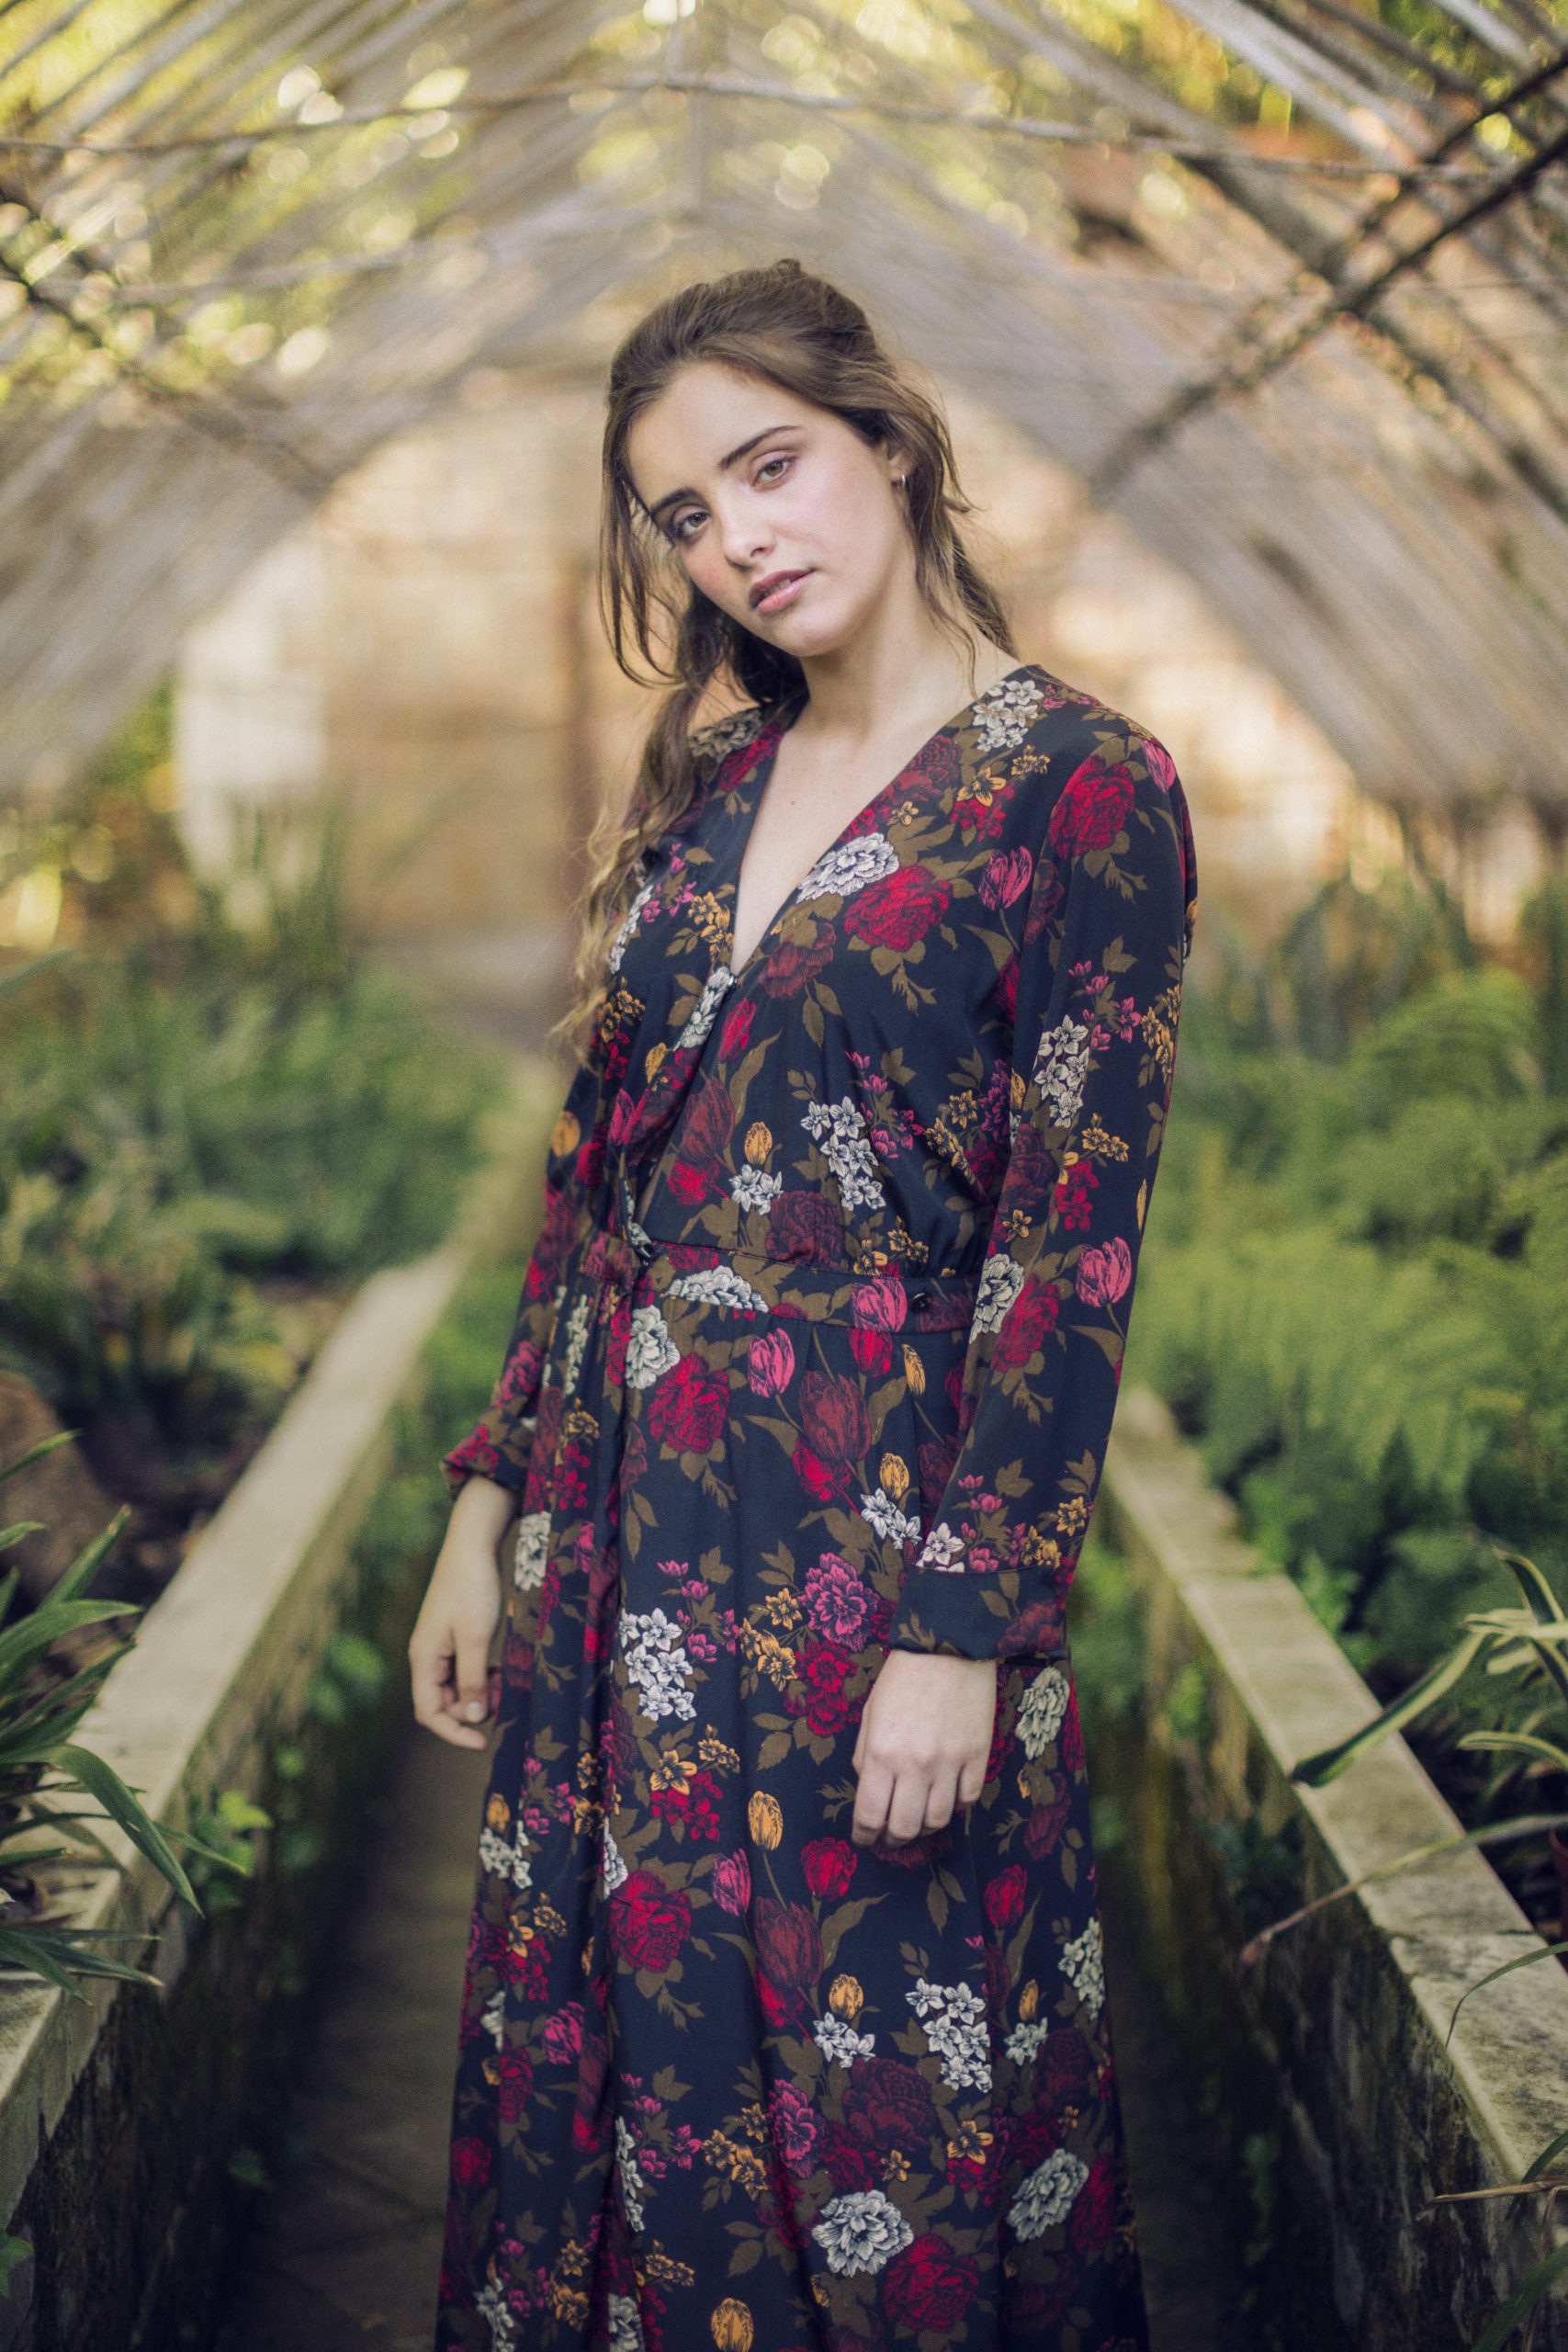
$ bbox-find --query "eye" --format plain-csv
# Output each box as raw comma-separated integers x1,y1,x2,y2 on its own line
756,454,793,485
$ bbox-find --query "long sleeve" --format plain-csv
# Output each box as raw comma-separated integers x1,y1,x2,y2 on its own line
886,722,1198,1661
438,710,756,1505
439,1052,603,1501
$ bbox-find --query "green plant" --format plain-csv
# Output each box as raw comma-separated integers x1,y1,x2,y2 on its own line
1276,1544,1568,2352
0,1431,260,1994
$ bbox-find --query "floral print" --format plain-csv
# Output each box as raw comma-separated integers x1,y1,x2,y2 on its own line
434,661,1197,2351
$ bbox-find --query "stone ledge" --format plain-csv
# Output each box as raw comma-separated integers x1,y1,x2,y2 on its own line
1096,1384,1568,2350
0,1054,558,2248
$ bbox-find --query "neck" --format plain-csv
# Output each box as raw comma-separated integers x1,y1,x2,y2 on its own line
785,579,1013,742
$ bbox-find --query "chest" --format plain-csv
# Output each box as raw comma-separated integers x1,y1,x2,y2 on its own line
730,725,961,976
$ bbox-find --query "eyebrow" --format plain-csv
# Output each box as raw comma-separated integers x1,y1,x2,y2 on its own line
643,424,800,525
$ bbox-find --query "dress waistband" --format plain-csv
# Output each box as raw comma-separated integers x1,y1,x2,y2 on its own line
586,1207,981,1334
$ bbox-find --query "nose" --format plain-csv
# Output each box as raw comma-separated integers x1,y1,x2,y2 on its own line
717,491,771,571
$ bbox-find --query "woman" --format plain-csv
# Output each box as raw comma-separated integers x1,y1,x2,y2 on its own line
412,255,1197,2352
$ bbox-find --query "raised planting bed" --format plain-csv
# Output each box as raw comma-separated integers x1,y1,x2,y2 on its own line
0,1056,558,2352
1085,1385,1568,2352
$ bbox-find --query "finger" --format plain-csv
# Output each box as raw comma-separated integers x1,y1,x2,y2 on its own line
852,1758,893,1846
922,1768,960,1834
886,1771,931,1846
408,1632,453,1729
454,1626,493,1725
956,1756,987,1808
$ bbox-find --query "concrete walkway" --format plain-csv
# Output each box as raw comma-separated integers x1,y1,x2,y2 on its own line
209,1718,1253,2351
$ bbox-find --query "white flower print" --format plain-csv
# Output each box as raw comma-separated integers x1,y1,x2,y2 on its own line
916,1520,966,1574
813,2010,876,2065
607,876,658,974
476,2272,519,2349
801,1096,886,1212
601,1823,629,1893
668,1264,772,1314
561,1285,593,1393
905,1977,993,2093
1060,1918,1105,2022
674,964,733,1052
730,1162,783,1214
795,831,900,906
1007,2148,1089,2240
479,1985,506,2049
1034,1012,1093,1129
479,1821,534,1893
972,1250,1025,1339
606,2292,646,2352
513,1510,551,1591
619,1607,697,1723
625,1304,681,1390
859,1487,921,1548
810,2188,914,2276
971,673,1047,757
1005,2018,1050,2065
1017,1666,1071,1758
615,2115,647,2234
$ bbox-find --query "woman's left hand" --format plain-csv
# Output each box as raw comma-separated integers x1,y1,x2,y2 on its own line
850,1648,998,1846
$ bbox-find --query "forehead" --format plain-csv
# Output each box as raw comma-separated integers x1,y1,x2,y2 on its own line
624,363,821,491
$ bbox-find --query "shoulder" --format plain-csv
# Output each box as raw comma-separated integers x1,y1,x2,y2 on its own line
687,700,771,786
998,667,1191,873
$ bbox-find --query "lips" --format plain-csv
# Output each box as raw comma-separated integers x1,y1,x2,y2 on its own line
750,568,810,611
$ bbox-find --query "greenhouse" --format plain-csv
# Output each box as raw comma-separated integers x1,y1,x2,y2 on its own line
1,0,1566,2346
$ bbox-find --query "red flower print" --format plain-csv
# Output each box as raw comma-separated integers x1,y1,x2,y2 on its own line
752,1897,822,2026
982,1862,1027,1931
1022,1779,1073,1859
540,2003,583,2064
849,1328,893,1375
841,2056,937,2153
1042,2025,1093,2110
981,845,1033,910
747,1329,795,1396
803,1553,872,1647
885,2234,981,2331
1077,1236,1133,1305
768,2078,821,2173
1054,1159,1100,1230
761,933,835,998
609,1870,692,1972
843,865,951,952
1049,754,1137,856
719,997,755,1058
819,2120,879,2193
993,1276,1059,1371
852,1272,908,1335
498,2046,535,2123
710,1848,751,1913
1061,1689,1085,1775
1072,2155,1119,2254
450,2136,491,2188
801,1837,858,1898
1137,732,1179,792
649,1353,729,1453
769,1188,844,1262
799,1371,871,1469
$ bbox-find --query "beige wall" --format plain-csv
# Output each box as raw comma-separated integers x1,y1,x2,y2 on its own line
172,366,1395,1019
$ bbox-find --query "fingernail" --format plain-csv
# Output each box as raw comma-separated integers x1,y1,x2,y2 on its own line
465,1701,484,1721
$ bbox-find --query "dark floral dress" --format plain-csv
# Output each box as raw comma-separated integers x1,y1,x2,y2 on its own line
434,661,1198,2352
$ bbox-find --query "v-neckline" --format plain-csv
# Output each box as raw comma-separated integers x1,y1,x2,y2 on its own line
721,661,1037,992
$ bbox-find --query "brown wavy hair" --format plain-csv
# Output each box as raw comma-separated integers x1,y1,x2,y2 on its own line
551,254,1017,1059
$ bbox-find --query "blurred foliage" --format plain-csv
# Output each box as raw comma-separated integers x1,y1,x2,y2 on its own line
0,680,505,1522
1128,859,1568,1760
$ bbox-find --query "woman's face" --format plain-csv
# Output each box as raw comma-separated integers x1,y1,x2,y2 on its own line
623,361,910,658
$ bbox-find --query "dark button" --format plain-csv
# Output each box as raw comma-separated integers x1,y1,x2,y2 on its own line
908,1286,932,1310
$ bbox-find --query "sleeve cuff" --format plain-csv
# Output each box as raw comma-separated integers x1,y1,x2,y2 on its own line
886,1556,1068,1662
439,1419,532,1501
